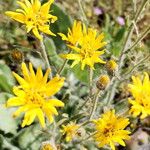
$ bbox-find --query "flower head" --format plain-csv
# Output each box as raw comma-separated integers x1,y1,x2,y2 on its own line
128,72,150,119
60,122,79,142
93,110,130,150
6,62,65,128
5,0,57,40
60,21,107,70
58,20,83,46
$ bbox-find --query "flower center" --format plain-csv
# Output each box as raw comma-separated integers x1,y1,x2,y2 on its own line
80,49,93,59
25,88,45,106
103,123,115,137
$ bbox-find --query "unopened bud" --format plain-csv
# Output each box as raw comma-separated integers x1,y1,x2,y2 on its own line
96,75,110,90
11,49,23,63
106,60,117,73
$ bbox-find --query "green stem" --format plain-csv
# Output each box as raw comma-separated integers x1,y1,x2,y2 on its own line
89,68,93,97
78,0,88,25
58,49,71,75
122,54,150,80
77,97,91,111
76,132,97,144
128,26,150,50
40,39,52,79
89,90,101,120
79,120,92,128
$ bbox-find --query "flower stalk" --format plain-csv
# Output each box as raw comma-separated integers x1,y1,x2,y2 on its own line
40,38,52,79
77,0,88,25
89,89,101,120
58,49,71,75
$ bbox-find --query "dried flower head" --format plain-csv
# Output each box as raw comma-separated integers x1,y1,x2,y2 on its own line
60,122,79,142
96,75,110,90
6,62,65,128
11,49,24,63
128,72,150,119
5,0,57,40
93,110,130,150
59,20,107,70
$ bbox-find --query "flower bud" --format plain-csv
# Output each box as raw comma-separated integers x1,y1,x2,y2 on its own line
96,75,110,90
106,60,117,73
11,49,23,63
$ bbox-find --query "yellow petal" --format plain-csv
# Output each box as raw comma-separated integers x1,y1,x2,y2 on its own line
6,97,25,107
5,11,25,23
58,33,68,41
46,76,65,96
13,72,28,87
47,99,64,107
36,66,43,81
32,27,42,40
22,62,30,81
36,108,45,128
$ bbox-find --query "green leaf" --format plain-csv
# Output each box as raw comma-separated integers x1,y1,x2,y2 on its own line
0,63,15,93
0,105,18,134
71,64,89,83
50,3,72,51
44,37,64,69
114,27,126,42
51,3,72,33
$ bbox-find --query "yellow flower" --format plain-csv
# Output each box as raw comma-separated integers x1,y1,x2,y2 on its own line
60,21,106,70
58,20,84,46
41,143,54,150
128,72,150,119
60,122,79,142
93,110,130,150
6,62,65,128
5,0,57,40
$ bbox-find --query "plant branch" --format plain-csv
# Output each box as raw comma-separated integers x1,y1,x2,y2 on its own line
58,49,71,75
78,0,88,25
40,38,52,79
89,68,93,97
128,26,150,50
89,90,101,120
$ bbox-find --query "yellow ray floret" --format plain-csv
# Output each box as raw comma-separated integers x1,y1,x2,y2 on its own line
59,20,107,70
58,20,84,46
128,72,150,119
93,110,130,150
6,62,65,128
5,0,57,40
60,122,79,142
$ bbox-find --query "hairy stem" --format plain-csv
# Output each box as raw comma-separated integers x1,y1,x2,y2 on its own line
58,49,71,75
40,38,52,79
89,90,101,120
89,68,93,97
78,0,88,25
129,26,150,50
